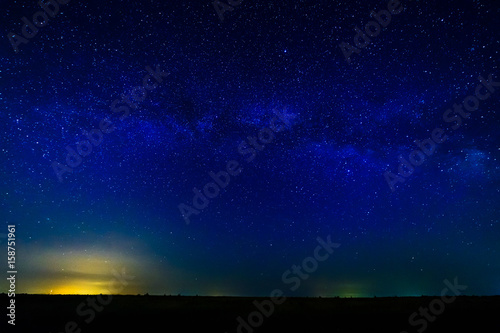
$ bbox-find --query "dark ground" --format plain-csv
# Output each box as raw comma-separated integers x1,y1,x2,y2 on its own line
2,294,499,332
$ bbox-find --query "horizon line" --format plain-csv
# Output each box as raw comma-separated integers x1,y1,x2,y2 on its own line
3,293,499,298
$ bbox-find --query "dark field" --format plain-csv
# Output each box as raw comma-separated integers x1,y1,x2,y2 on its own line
2,294,499,332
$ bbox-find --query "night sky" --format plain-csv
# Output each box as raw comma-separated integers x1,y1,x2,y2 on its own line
0,0,499,297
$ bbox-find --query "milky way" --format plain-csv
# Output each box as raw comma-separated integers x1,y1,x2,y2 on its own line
0,0,499,297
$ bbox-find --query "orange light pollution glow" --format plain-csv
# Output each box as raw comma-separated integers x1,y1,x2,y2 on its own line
20,245,144,295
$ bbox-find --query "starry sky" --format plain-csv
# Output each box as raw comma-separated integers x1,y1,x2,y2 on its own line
0,0,499,297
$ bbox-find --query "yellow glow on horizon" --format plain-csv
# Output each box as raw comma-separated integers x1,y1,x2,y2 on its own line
48,280,109,295
29,277,141,295
20,243,147,295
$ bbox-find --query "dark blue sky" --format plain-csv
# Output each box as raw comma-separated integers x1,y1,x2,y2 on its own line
0,0,499,296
